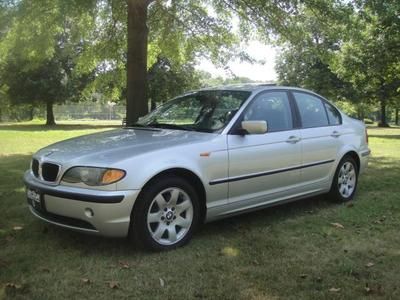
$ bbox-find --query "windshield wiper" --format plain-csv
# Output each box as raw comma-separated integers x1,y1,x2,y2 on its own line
125,123,161,131
148,123,193,131
126,123,147,127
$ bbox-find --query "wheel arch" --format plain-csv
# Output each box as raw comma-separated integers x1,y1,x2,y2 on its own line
342,150,360,173
132,168,207,224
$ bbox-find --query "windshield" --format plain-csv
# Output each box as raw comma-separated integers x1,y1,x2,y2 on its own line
135,90,251,133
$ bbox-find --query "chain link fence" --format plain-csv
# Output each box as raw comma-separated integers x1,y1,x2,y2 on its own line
51,103,126,120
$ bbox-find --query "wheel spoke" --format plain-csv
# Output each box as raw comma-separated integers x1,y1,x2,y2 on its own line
339,185,346,196
153,224,167,240
176,199,191,214
155,194,167,208
167,226,177,242
169,189,180,206
176,216,191,228
148,211,162,223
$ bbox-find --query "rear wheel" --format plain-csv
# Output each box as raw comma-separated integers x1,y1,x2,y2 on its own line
329,156,358,202
131,176,200,251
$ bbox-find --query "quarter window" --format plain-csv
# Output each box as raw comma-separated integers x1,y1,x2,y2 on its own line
243,92,293,132
293,92,329,128
325,102,341,125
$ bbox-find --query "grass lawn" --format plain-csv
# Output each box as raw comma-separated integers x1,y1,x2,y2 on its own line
0,122,399,299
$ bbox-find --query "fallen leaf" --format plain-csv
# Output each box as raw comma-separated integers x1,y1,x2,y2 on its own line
5,236,14,242
329,287,341,292
350,270,360,279
377,284,384,295
365,262,375,268
0,259,9,268
108,281,119,289
5,283,22,289
12,226,23,231
159,278,165,287
119,261,130,269
331,222,344,229
81,278,91,284
39,267,50,273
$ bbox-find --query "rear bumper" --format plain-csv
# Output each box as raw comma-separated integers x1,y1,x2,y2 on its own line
24,171,140,237
359,149,371,174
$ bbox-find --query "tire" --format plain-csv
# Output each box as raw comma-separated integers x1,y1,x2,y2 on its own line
329,155,358,202
130,176,200,251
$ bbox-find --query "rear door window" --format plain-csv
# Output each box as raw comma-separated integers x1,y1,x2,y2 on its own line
293,92,329,128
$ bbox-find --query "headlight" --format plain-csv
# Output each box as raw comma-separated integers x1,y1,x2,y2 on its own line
62,167,126,186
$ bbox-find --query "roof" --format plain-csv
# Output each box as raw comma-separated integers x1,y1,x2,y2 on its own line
198,83,277,92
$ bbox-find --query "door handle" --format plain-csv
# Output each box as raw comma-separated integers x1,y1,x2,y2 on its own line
331,131,341,138
286,136,301,144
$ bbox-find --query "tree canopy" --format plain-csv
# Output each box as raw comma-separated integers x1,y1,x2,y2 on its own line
275,0,400,125
0,0,399,125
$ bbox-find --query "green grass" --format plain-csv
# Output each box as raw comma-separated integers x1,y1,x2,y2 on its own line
1,122,400,299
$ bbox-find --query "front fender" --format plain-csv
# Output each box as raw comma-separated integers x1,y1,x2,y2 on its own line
114,138,228,192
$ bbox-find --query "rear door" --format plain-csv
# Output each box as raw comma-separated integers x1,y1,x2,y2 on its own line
291,91,342,186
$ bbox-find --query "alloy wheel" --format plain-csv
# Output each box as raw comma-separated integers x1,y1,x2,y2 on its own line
146,187,193,245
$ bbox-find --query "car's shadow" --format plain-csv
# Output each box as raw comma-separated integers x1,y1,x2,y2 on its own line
43,194,338,255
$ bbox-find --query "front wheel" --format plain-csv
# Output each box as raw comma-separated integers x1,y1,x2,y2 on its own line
130,176,200,251
329,156,358,202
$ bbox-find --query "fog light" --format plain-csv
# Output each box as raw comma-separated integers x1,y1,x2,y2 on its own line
84,208,94,218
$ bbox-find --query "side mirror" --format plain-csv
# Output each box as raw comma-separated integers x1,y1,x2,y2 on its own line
241,120,268,135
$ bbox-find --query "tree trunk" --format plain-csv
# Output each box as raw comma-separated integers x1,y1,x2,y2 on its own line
29,106,34,121
46,100,56,125
150,99,156,111
378,99,389,127
126,0,149,125
396,107,399,125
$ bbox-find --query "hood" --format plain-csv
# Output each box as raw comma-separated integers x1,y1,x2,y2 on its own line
34,128,216,165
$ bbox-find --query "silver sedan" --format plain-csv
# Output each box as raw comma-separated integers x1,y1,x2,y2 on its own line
24,85,370,250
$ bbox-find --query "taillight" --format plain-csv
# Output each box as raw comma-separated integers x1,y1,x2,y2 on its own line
365,128,369,144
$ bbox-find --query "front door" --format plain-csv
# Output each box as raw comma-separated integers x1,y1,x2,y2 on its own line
227,91,302,206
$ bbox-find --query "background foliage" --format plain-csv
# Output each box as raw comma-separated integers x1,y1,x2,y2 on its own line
0,0,399,125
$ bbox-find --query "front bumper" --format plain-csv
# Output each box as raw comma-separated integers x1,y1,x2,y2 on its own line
24,171,140,237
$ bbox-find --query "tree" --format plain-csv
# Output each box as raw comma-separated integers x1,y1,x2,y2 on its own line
2,52,94,124
0,0,97,124
147,57,202,110
276,46,352,101
273,0,400,126
331,1,400,127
